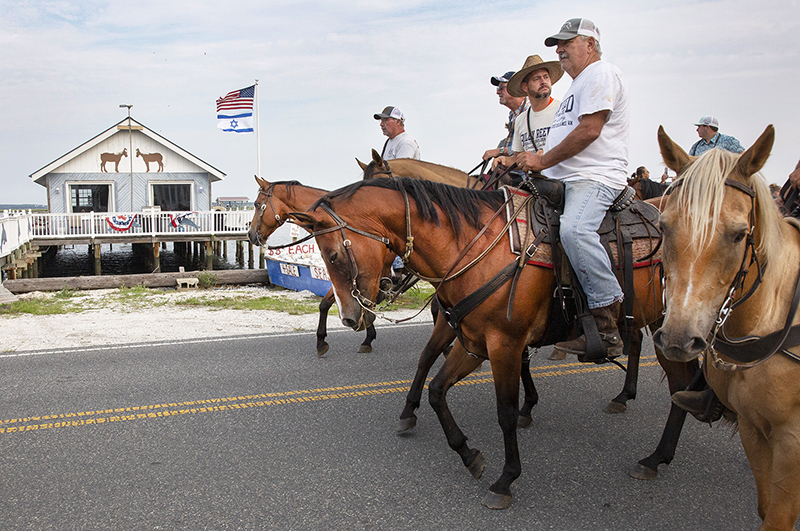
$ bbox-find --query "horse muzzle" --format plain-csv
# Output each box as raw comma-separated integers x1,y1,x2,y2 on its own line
341,309,375,332
652,325,708,363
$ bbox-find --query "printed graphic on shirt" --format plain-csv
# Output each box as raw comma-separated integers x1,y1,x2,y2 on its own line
550,95,575,130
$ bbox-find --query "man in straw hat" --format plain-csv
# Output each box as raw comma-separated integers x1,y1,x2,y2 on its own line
493,55,563,170
519,18,630,363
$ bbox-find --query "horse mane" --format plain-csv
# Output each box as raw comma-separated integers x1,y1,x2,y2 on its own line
669,149,784,263
312,177,505,235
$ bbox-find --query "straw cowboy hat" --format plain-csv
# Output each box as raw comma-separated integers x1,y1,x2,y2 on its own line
506,55,564,97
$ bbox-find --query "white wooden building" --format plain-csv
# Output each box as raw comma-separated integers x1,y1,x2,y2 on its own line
30,117,226,214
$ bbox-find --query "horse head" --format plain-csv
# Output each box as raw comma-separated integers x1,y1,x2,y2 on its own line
290,193,395,332
248,175,305,247
653,125,776,362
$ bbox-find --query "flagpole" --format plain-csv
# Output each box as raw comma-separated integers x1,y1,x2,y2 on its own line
255,79,261,179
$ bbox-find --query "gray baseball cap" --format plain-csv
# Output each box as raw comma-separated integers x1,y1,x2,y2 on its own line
545,18,601,47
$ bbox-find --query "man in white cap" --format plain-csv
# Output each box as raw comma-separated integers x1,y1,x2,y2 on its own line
373,106,420,160
493,55,563,170
482,71,528,161
689,116,744,156
518,18,628,363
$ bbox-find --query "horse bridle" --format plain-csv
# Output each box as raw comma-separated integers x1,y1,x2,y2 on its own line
674,178,800,371
251,184,285,247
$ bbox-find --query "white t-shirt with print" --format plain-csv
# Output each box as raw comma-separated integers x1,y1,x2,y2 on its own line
542,61,629,189
511,97,560,154
383,131,420,160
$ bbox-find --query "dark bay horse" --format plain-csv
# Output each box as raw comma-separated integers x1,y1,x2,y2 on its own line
655,125,800,530
288,177,697,509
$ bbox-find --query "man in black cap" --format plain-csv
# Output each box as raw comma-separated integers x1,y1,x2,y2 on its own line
373,106,420,160
482,71,528,161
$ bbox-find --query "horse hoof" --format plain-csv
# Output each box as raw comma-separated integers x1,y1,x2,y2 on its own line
358,345,373,353
548,349,566,360
517,414,532,429
317,343,329,357
396,416,417,433
603,401,627,414
629,462,658,481
481,491,512,510
467,452,485,480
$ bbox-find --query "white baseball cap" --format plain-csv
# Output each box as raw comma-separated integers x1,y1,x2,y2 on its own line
693,116,719,128
545,18,601,47
373,106,404,121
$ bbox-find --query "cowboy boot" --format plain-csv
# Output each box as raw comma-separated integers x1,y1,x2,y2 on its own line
671,387,725,424
554,302,623,362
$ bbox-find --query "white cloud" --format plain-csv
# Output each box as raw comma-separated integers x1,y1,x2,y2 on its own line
1,0,799,204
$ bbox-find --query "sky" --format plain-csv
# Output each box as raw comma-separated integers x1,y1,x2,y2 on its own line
1,0,799,205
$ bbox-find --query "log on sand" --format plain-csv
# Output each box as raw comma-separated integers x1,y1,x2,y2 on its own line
4,269,270,294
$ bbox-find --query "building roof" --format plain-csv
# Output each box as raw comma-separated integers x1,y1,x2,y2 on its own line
29,117,226,184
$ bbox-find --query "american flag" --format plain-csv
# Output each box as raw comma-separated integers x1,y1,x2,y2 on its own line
216,85,255,133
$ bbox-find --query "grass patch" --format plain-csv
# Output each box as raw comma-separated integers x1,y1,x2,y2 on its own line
0,298,73,316
175,295,321,315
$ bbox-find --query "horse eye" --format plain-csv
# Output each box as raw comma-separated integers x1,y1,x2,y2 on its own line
733,230,747,243
329,252,338,263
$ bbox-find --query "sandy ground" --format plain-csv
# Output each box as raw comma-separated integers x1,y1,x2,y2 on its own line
0,286,433,353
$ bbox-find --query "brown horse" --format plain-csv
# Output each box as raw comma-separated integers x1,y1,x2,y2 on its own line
654,125,800,531
247,178,383,355
288,177,696,509
357,149,480,187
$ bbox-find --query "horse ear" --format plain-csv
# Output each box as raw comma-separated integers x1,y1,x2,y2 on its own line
254,175,268,189
735,125,774,179
371,149,383,166
356,158,368,171
657,125,692,174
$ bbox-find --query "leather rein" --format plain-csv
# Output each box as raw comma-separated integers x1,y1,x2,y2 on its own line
679,178,800,371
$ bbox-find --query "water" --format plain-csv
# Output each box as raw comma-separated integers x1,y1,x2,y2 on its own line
39,241,253,277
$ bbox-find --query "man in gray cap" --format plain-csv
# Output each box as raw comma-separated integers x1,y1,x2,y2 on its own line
518,18,629,363
689,115,744,156
374,106,420,160
482,71,528,161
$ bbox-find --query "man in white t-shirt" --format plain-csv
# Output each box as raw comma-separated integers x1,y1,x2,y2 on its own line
373,106,420,160
520,18,629,363
493,54,563,171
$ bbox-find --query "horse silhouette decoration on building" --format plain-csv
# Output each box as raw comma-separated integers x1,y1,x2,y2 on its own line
136,149,164,172
100,148,127,172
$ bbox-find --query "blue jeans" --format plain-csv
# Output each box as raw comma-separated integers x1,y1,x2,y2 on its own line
560,179,624,309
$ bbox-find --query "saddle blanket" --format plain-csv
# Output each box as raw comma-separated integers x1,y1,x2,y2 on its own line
502,187,661,269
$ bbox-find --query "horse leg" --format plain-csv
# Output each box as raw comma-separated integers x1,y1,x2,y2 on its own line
754,422,800,531
482,341,526,509
428,342,486,482
630,356,697,480
397,316,457,433
316,289,335,356
518,353,538,428
358,324,377,353
605,328,643,414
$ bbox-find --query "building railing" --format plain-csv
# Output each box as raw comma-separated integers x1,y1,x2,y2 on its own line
3,210,255,251
0,210,34,259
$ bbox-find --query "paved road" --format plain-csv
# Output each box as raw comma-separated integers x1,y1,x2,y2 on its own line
0,323,765,530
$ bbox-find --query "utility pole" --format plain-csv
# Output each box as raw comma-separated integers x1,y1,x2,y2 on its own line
119,104,133,211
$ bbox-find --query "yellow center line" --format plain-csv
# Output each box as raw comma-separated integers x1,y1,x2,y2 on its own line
0,357,659,436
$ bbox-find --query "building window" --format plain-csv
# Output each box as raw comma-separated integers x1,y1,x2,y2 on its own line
152,183,191,211
70,184,110,212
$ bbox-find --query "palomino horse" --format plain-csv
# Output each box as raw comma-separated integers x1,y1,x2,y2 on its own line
357,149,480,187
654,125,800,531
287,177,697,509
